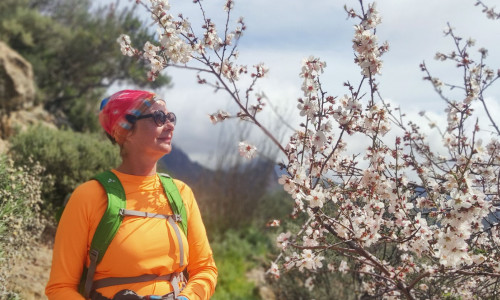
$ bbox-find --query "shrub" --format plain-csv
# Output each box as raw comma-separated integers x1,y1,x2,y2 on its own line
0,155,45,299
211,227,272,300
9,126,120,215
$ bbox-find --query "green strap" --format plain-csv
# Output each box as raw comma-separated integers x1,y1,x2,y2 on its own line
83,170,126,298
159,174,188,237
90,171,127,263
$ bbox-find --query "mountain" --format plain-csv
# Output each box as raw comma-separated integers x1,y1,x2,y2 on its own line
158,145,208,184
158,145,281,191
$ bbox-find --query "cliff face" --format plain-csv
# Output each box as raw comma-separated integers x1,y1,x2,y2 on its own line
0,42,55,152
0,41,35,113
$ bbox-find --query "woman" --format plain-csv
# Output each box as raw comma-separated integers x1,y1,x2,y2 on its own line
46,90,217,300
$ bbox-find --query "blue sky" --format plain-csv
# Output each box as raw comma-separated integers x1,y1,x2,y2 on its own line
108,0,500,168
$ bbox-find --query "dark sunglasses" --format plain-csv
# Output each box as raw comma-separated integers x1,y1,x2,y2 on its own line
126,110,176,127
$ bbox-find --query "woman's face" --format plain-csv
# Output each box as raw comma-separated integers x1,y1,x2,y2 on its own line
123,100,175,158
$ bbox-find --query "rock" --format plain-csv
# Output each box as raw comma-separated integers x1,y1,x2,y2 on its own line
0,42,55,140
10,105,57,132
0,104,57,140
0,41,35,112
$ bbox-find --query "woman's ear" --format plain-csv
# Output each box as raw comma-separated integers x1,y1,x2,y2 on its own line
120,123,137,147
124,128,135,141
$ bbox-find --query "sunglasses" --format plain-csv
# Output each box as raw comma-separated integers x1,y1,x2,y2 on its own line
127,110,177,127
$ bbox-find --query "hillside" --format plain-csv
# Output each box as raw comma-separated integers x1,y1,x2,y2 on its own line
159,145,281,192
158,145,207,182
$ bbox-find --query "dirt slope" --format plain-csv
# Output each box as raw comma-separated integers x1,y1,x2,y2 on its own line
8,244,52,300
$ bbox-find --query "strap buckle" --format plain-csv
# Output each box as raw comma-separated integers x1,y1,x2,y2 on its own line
89,248,99,262
174,214,182,222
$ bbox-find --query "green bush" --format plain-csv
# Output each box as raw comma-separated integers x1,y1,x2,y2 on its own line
0,155,45,299
211,227,272,300
9,126,120,214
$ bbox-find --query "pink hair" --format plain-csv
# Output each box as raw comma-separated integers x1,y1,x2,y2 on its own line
99,90,156,144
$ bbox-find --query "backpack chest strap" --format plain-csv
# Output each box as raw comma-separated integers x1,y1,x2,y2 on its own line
119,209,182,222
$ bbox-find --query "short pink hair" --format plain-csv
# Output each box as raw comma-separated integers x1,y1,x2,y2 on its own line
99,90,156,144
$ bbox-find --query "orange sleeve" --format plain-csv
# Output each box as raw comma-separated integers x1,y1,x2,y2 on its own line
45,180,107,300
176,180,218,300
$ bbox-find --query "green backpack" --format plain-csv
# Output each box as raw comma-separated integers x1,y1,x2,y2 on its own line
79,170,188,298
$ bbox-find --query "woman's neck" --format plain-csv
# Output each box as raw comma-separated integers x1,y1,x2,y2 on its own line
116,156,158,176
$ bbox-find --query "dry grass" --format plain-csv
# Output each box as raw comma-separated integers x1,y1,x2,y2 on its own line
6,243,52,300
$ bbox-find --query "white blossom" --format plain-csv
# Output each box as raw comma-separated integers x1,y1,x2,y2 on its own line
338,260,349,274
267,262,280,278
238,141,257,159
276,232,291,250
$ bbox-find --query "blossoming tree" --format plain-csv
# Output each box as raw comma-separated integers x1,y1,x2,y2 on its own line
118,0,500,298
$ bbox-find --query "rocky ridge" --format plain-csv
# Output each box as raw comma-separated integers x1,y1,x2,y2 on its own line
0,42,56,153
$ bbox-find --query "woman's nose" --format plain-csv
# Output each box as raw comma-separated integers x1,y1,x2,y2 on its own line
164,120,175,130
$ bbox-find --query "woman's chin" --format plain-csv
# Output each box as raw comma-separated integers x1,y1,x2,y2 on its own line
159,143,172,154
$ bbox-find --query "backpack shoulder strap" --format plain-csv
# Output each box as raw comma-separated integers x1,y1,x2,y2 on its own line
90,170,127,262
82,170,126,298
158,173,188,237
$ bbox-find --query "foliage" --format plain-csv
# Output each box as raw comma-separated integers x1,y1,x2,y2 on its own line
9,126,120,214
255,189,295,225
267,266,357,300
122,0,500,299
196,158,277,232
210,227,272,300
0,155,45,299
0,0,170,132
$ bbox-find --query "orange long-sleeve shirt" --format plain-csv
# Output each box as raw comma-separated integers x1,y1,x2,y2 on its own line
46,170,217,299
